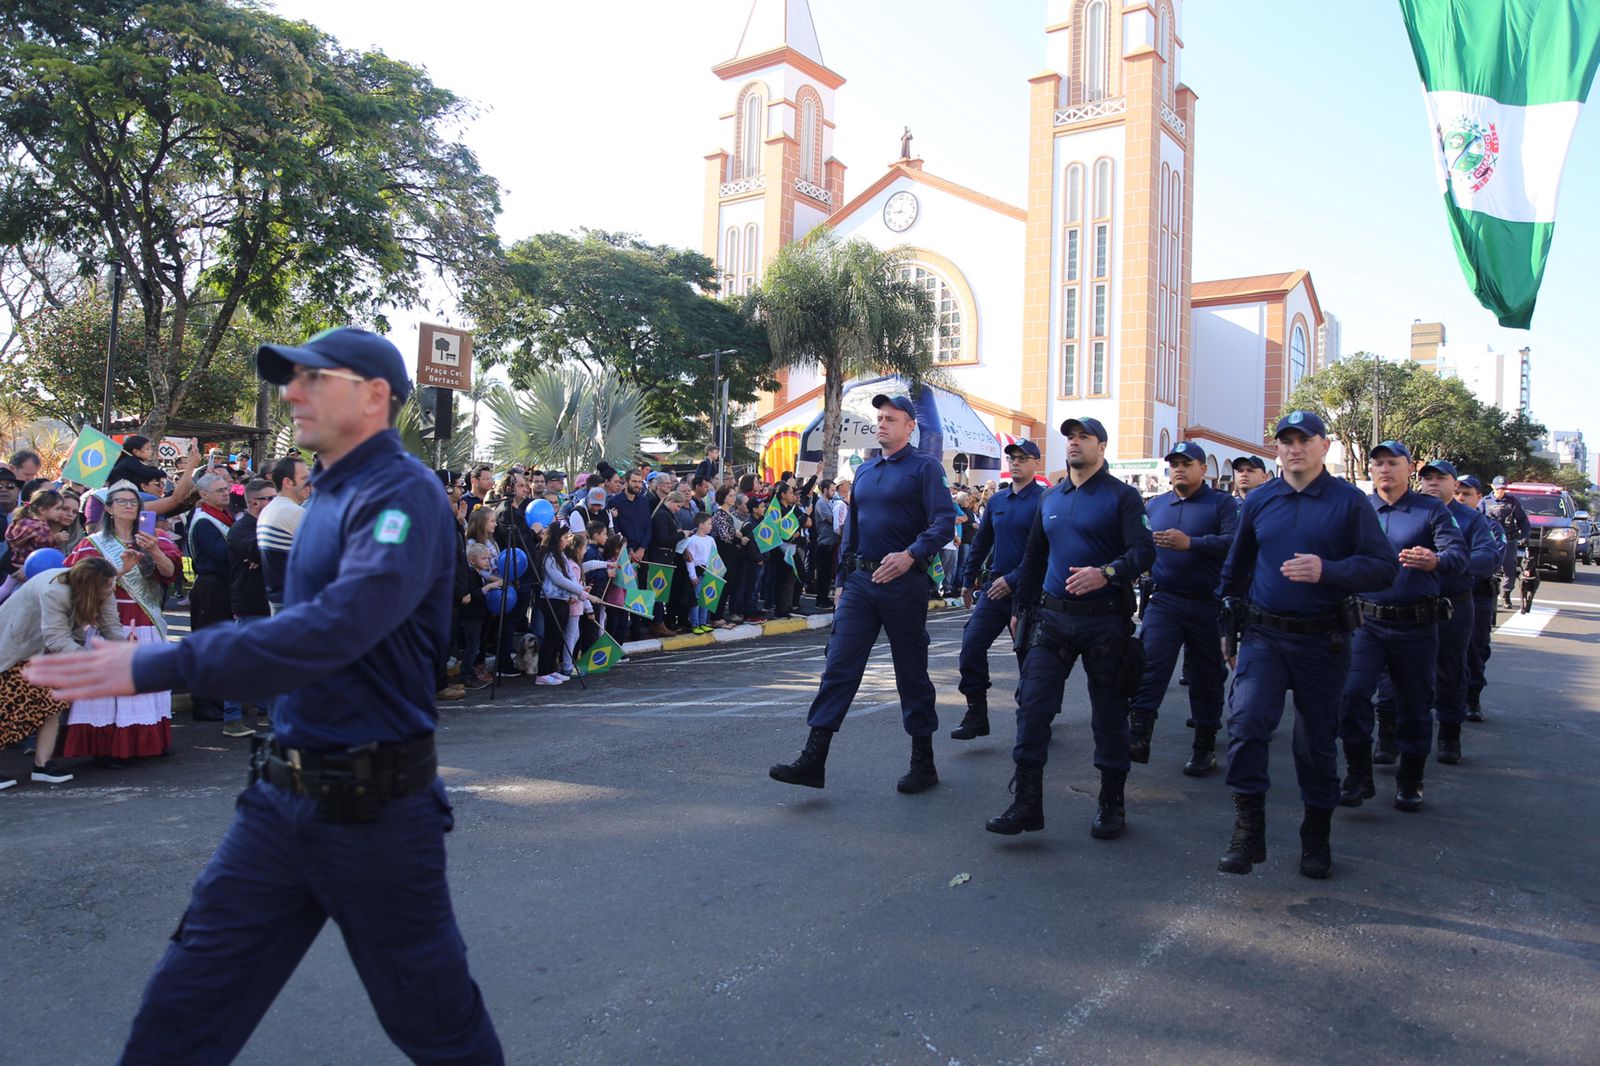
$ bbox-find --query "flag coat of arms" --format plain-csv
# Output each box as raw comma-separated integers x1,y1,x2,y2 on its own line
1400,0,1600,327
644,561,674,599
697,571,727,612
578,632,625,675
623,586,657,618
751,509,784,552
61,426,121,489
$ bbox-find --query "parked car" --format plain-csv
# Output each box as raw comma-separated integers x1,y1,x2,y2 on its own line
1508,482,1579,581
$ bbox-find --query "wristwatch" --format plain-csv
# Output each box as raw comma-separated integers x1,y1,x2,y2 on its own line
1100,564,1117,583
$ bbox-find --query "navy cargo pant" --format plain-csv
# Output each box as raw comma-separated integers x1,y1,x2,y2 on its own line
1467,588,1496,707
1012,609,1133,771
1339,617,1438,758
1129,592,1224,731
956,589,1022,699
807,569,937,736
1434,593,1474,725
1226,626,1351,809
121,777,502,1066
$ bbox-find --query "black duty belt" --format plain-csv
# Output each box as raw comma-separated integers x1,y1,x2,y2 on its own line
1358,599,1441,625
251,735,437,821
1242,604,1346,635
1042,593,1130,617
1152,585,1216,603
842,554,928,576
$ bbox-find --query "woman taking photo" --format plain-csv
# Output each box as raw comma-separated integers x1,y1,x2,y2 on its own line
60,480,180,761
0,557,125,788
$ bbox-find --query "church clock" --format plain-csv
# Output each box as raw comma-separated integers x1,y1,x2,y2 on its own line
883,190,919,232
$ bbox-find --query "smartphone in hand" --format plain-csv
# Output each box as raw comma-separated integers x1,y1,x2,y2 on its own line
138,511,157,538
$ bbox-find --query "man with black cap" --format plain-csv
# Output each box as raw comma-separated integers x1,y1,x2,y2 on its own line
1414,459,1499,762
1453,474,1504,721
1482,475,1530,608
1335,440,1467,817
1127,441,1237,774
769,392,955,794
952,438,1045,741
984,416,1153,840
25,327,502,1063
1230,455,1270,501
1215,410,1396,879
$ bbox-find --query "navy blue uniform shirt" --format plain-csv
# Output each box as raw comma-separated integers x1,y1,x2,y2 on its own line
133,429,455,750
1016,464,1155,604
1363,488,1468,605
1146,483,1238,596
1219,468,1398,615
606,489,653,553
1442,500,1500,597
962,480,1044,590
838,444,956,567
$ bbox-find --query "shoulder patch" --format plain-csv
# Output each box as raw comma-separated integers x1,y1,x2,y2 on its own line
1141,515,1152,528
374,509,411,545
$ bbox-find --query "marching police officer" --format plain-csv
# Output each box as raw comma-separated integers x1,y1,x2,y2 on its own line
952,439,1045,740
1482,475,1530,608
1216,411,1396,879
770,393,956,793
1415,459,1499,763
985,417,1153,839
1127,442,1237,775
1454,475,1505,721
1336,441,1467,814
1230,455,1271,501
27,328,503,1064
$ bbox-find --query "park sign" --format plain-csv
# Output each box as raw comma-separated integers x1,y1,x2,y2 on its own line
416,323,472,391
1399,0,1600,328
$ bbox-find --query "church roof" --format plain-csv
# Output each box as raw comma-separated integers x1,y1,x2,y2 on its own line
1192,269,1323,325
827,160,1027,231
732,0,825,67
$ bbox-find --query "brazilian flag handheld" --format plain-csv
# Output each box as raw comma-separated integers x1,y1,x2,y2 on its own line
697,571,727,613
928,554,947,592
623,585,657,618
706,552,728,579
644,561,674,599
618,552,639,590
577,632,625,676
61,426,121,489
751,509,784,552
777,509,800,540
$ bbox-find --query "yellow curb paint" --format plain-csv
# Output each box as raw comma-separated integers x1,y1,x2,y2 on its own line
659,633,716,652
761,618,808,636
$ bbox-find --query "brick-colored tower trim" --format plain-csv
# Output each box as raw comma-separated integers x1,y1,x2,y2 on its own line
1175,84,1197,429
1115,50,1160,460
703,152,729,267
1020,71,1061,462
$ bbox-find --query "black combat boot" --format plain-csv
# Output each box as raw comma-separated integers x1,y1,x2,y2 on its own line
985,763,1045,834
769,727,831,788
1218,792,1267,874
1127,711,1156,764
1338,741,1376,807
1436,722,1462,765
896,735,939,793
1090,768,1127,839
1465,699,1485,723
950,694,990,740
1372,709,1399,765
1299,805,1333,879
1183,727,1218,776
1394,751,1426,812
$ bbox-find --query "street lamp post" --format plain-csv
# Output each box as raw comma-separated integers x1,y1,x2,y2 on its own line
100,260,123,433
696,349,737,481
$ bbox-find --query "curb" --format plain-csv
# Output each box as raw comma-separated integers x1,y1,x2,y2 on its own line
620,596,966,660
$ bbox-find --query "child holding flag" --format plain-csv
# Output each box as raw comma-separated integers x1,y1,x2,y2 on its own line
680,513,719,634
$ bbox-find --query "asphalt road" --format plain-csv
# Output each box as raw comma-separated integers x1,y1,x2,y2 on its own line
5,573,1600,1065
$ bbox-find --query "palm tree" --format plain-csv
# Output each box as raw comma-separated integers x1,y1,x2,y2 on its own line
486,368,653,477
748,228,942,482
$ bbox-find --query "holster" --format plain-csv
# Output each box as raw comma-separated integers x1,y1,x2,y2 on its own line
250,735,437,823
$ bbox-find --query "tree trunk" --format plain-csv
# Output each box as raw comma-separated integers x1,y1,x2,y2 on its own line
819,355,845,483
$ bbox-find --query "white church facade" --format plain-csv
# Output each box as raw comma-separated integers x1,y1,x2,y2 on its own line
702,0,1326,484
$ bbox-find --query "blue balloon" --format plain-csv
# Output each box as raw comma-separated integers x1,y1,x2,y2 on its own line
484,586,518,616
24,548,66,579
498,548,529,582
525,498,556,528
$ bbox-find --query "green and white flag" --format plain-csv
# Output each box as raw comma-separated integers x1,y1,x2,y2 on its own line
1400,0,1600,327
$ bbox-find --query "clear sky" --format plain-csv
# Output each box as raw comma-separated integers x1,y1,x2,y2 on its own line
266,0,1600,479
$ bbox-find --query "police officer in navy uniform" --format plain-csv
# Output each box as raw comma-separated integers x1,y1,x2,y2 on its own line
1482,475,1530,608
769,393,956,793
27,328,503,1065
1230,454,1271,502
1336,441,1468,815
1453,475,1504,721
1416,459,1499,762
1215,411,1396,879
952,439,1045,740
1127,442,1237,775
984,417,1154,839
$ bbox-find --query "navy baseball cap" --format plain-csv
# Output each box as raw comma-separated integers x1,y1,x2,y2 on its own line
1420,458,1458,478
257,327,413,403
1273,410,1327,438
546,470,566,481
1060,416,1108,442
1004,439,1042,459
871,393,917,418
1165,441,1207,464
1231,455,1267,472
1459,475,1485,493
1491,475,1508,487
1369,440,1413,461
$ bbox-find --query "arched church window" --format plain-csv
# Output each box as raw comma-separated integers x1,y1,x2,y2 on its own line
1066,164,1084,225
800,95,819,184
1158,4,1172,103
743,224,760,292
1290,322,1309,391
1159,428,1171,459
1084,0,1108,102
740,89,764,179
724,227,739,294
899,263,964,364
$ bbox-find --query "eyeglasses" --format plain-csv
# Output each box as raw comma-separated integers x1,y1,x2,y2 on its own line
280,366,370,391
108,496,140,507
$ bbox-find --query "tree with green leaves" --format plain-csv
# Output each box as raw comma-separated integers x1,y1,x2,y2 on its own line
748,229,941,482
485,370,653,478
0,0,501,440
463,229,771,448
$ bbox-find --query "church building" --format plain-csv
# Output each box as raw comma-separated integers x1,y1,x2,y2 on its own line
702,0,1325,483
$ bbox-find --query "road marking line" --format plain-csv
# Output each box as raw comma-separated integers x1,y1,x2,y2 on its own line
1496,605,1556,637
1529,598,1594,610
